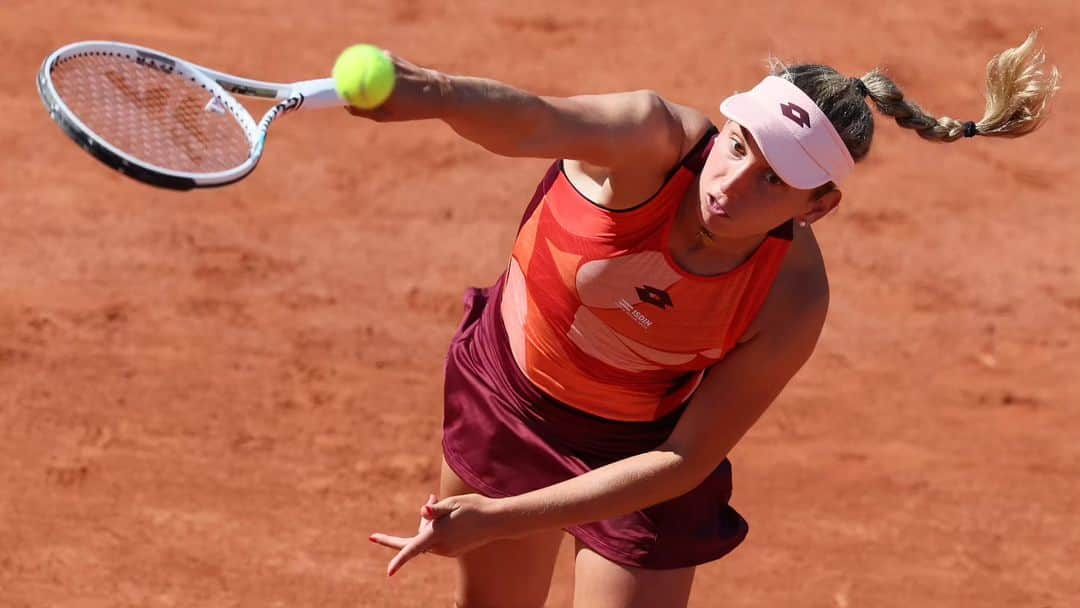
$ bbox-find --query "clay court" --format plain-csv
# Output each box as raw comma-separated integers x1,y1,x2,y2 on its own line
2,1,1078,606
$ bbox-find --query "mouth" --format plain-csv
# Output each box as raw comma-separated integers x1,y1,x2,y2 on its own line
706,194,730,218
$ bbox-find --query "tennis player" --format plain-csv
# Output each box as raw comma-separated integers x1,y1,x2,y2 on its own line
361,32,1058,608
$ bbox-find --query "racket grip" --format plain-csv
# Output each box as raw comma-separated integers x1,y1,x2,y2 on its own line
293,78,344,110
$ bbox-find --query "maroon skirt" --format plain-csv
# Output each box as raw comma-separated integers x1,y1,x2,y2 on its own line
441,274,748,569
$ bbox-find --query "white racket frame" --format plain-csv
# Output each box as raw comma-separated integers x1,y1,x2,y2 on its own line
37,40,343,190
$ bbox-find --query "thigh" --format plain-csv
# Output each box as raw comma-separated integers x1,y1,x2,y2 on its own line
573,540,696,608
440,458,564,608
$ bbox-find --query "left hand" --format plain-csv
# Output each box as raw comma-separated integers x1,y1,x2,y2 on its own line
369,492,507,576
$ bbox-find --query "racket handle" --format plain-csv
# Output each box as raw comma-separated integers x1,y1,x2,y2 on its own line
293,78,344,110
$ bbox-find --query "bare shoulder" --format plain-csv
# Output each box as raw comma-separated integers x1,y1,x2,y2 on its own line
748,225,830,347
605,93,713,165
661,224,830,463
664,100,715,158
782,224,829,298
564,95,715,209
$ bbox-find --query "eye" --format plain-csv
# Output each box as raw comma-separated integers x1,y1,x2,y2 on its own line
764,171,783,186
728,136,745,157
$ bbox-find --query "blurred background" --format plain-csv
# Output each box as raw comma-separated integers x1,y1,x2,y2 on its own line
1,1,1077,606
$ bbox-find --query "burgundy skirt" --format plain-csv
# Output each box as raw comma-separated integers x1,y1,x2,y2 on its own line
441,274,748,570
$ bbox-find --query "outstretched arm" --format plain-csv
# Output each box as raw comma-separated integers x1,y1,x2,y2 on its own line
347,52,700,173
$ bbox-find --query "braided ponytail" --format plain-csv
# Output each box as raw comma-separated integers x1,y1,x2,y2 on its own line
861,31,1059,142
771,30,1060,160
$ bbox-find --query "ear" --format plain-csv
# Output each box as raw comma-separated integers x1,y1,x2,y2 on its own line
798,188,842,226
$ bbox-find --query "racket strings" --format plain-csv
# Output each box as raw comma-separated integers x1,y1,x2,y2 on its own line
50,54,252,174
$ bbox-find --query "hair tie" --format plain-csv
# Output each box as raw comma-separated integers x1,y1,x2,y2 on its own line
854,78,870,98
962,121,979,138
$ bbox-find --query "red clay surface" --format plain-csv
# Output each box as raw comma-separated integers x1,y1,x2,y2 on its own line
2,1,1078,606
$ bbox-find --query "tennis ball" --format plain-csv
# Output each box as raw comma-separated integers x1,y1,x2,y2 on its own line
332,44,396,110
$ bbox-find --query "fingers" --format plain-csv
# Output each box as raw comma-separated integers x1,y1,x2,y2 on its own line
422,497,458,520
369,533,413,550
371,532,430,577
387,534,431,577
417,494,437,531
345,105,392,122
375,493,453,577
421,493,438,520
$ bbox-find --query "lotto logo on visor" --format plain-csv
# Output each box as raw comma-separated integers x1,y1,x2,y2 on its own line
780,102,811,128
719,76,854,189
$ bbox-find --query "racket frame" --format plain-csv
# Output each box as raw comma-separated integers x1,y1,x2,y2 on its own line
37,40,340,190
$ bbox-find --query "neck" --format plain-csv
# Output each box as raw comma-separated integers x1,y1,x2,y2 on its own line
669,185,769,275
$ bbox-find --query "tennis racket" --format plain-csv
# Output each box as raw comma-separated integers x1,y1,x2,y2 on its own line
37,40,344,190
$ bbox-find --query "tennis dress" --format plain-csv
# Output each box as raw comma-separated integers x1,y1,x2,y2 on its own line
441,126,795,569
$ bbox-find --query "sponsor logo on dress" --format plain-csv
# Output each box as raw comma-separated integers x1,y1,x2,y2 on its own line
636,285,673,310
616,298,653,329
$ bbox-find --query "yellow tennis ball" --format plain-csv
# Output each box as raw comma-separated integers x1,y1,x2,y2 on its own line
332,44,396,110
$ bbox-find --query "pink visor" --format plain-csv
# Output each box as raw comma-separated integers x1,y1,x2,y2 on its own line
719,75,854,189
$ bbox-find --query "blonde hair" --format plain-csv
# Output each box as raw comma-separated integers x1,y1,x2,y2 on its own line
771,30,1061,160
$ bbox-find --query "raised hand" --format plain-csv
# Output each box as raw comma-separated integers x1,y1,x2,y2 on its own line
343,52,449,123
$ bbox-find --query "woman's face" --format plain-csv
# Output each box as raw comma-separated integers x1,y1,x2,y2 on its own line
695,120,832,238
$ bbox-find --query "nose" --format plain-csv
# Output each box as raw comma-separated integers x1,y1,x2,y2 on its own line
719,162,756,197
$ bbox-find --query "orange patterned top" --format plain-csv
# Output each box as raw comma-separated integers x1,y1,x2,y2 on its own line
499,130,793,421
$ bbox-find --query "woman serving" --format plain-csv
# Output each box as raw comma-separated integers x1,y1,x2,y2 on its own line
353,32,1058,608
